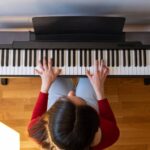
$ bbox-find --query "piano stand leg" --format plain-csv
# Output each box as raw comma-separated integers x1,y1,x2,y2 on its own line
144,78,150,85
1,78,8,85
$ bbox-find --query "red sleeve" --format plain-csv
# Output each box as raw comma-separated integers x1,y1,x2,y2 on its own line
92,99,120,150
27,92,48,130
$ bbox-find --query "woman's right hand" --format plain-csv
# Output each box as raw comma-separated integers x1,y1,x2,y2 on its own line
86,60,109,100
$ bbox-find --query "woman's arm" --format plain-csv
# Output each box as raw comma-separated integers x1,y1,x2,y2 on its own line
30,58,61,120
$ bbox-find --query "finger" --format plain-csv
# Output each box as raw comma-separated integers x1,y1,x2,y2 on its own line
34,69,42,76
103,67,109,79
99,59,103,71
55,68,61,76
86,69,92,80
43,57,48,70
36,60,44,71
94,60,99,72
48,58,53,71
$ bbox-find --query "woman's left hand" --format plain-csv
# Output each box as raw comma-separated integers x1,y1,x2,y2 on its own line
35,58,61,93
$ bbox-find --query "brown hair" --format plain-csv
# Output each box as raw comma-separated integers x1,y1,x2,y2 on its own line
28,97,99,150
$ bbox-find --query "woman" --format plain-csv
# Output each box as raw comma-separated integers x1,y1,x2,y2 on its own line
28,58,120,150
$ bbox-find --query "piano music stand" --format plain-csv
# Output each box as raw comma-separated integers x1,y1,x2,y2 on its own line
31,16,125,42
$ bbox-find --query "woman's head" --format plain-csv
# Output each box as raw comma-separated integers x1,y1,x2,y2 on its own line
28,94,100,150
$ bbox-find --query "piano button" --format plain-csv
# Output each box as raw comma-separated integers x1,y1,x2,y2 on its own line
81,50,85,74
134,50,137,67
1,49,4,66
139,50,142,67
89,50,91,66
116,50,119,66
73,50,76,67
112,50,114,67
143,49,147,66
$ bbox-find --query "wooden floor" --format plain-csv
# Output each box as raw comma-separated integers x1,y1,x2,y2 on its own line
0,77,150,150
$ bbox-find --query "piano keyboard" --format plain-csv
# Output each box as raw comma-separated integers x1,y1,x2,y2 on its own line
0,42,150,76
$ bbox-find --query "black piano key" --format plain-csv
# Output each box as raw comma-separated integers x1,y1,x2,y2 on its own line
107,50,110,66
134,50,137,67
29,49,32,66
139,50,142,67
68,50,71,66
112,50,114,67
84,50,87,66
13,49,16,66
61,50,64,66
100,49,103,60
1,49,4,66
52,49,55,66
123,50,126,66
73,50,76,67
96,50,98,60
46,49,48,62
41,49,43,64
89,50,91,66
18,49,20,66
25,49,27,66
80,50,82,66
34,49,36,67
127,50,131,67
57,50,60,67
6,49,9,66
116,50,119,66
143,49,147,66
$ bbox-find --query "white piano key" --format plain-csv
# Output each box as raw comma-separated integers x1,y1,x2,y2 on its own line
89,50,94,74
77,50,82,75
69,50,74,75
81,50,86,75
119,50,124,75
144,50,150,75
65,50,70,75
86,50,90,71
124,50,129,75
73,50,78,75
